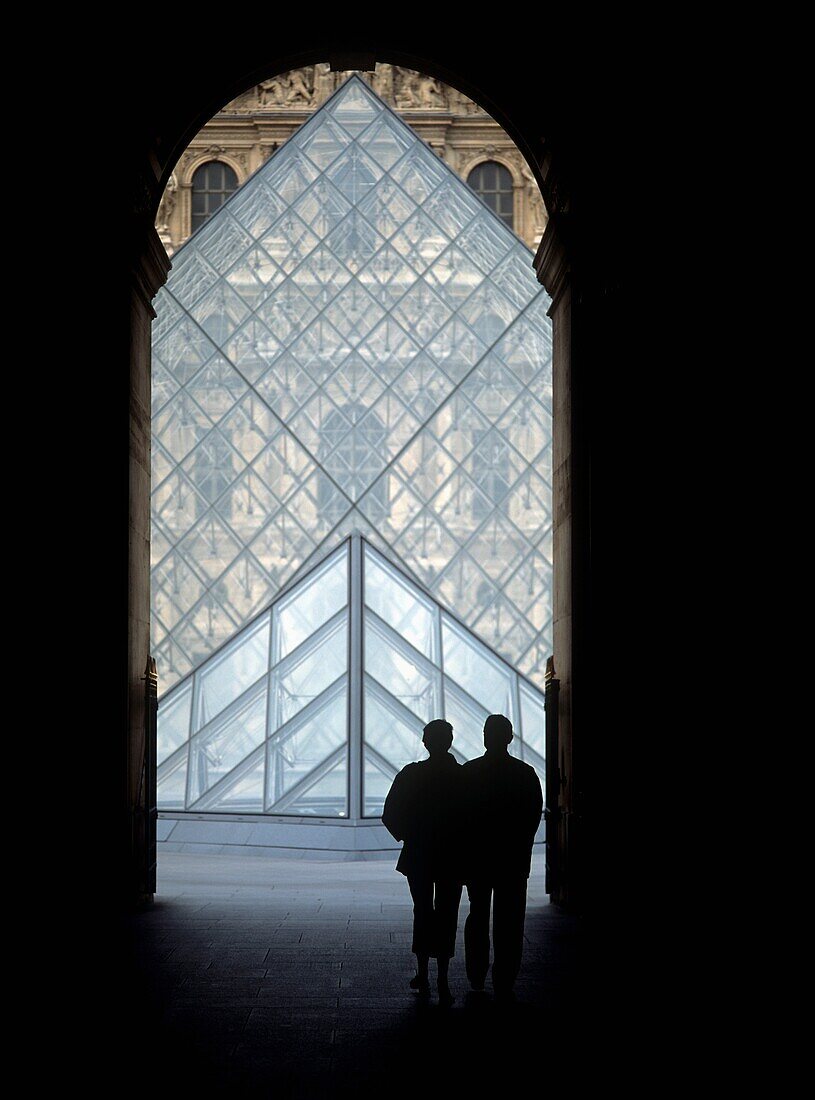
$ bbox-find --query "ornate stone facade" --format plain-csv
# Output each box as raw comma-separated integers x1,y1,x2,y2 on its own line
156,65,547,255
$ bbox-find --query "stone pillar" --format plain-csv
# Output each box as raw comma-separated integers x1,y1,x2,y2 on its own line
126,224,170,907
535,216,581,910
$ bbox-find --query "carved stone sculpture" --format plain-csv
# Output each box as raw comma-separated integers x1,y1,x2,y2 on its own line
395,68,420,109
418,75,446,109
521,164,547,230
156,171,178,232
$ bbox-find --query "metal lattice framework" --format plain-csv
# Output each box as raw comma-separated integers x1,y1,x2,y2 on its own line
151,75,553,700
157,534,546,818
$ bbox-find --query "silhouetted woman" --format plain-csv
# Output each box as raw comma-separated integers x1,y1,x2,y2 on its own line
382,719,463,1006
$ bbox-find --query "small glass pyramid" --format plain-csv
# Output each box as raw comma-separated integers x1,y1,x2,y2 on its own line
151,75,553,698
157,534,546,818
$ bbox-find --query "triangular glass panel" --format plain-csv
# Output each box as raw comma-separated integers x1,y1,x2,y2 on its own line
285,753,348,817
272,543,348,660
441,614,514,719
157,680,192,765
365,611,441,721
268,612,347,731
203,753,266,813
364,679,425,771
157,752,188,811
155,533,547,822
327,78,381,135
266,683,348,811
194,613,270,731
363,745,399,817
440,680,490,764
188,684,267,803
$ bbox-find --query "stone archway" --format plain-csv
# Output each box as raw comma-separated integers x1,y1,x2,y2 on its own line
125,42,582,912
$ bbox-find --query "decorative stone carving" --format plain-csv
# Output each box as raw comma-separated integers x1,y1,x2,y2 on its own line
521,164,548,230
258,67,315,107
372,64,394,102
448,87,483,115
394,68,420,109
393,69,448,110
418,75,447,109
314,62,336,102
156,171,178,232
257,76,287,107
165,68,543,252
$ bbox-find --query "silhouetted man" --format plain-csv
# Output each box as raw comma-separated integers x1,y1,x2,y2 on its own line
382,719,463,1006
461,714,543,999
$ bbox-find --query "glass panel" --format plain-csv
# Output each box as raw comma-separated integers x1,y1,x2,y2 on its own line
177,512,241,584
358,116,413,170
195,614,270,730
152,75,552,697
269,613,347,730
301,117,352,169
205,755,265,813
266,685,347,811
364,546,436,660
273,544,348,660
328,78,380,135
363,747,398,818
442,680,490,763
365,613,440,721
441,616,514,721
157,682,192,765
188,687,267,804
157,753,188,811
364,680,424,769
285,755,348,817
217,552,276,623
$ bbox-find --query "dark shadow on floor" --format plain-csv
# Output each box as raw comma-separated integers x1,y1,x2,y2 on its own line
112,852,583,1098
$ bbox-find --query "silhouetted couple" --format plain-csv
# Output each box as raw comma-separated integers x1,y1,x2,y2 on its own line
382,715,543,1005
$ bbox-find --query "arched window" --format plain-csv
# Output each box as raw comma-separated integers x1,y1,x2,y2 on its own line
467,162,514,229
190,161,238,233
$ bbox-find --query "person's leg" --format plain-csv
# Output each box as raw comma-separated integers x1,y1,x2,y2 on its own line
464,880,492,991
411,955,430,991
407,874,433,991
491,877,528,995
434,879,463,1004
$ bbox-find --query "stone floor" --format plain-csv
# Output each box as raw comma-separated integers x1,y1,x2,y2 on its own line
116,850,582,1097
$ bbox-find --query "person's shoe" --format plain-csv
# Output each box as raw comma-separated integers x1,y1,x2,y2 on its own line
469,979,485,992
409,974,430,993
438,985,455,1007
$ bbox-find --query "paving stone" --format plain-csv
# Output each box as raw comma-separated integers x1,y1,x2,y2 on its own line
121,850,580,1095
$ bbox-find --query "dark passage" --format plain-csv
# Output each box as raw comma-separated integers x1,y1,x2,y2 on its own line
116,852,580,1098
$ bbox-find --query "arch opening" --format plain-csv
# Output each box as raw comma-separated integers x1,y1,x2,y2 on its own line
149,75,554,853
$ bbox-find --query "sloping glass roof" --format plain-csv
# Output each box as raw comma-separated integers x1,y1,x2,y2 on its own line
157,534,545,818
151,75,552,697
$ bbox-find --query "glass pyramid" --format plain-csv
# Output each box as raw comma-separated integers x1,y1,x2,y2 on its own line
157,534,546,818
151,75,552,699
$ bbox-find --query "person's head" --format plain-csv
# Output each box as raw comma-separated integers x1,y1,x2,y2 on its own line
423,719,453,755
483,714,513,752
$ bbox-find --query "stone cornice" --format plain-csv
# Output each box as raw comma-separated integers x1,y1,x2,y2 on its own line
534,216,570,311
131,225,172,318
